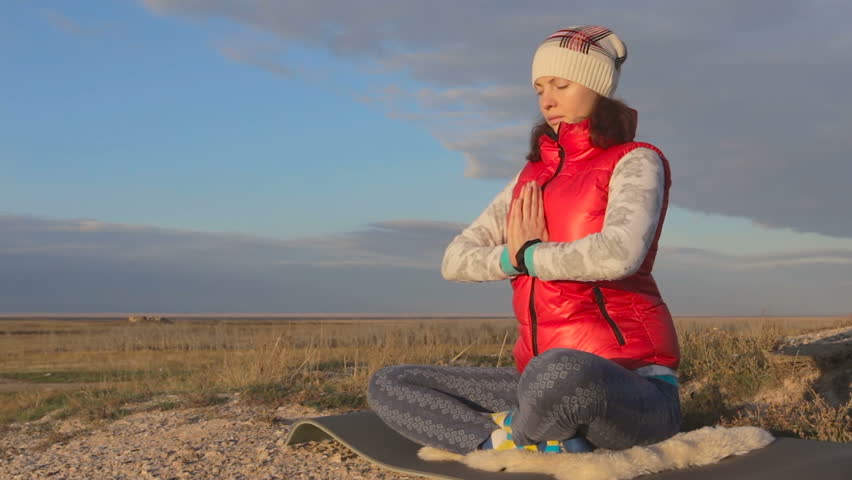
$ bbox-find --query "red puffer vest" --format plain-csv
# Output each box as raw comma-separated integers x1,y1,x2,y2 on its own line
510,117,679,373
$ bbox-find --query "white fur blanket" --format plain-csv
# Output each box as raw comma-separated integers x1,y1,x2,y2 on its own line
418,426,774,480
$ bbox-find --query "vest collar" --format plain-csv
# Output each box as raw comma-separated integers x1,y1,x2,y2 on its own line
537,117,600,164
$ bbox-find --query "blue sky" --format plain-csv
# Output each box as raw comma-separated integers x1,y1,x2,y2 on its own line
3,1,498,236
3,1,852,315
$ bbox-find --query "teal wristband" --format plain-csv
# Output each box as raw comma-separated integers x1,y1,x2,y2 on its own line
515,239,542,275
523,242,541,277
500,247,522,275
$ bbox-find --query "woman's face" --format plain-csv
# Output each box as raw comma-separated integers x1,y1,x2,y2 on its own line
534,76,599,132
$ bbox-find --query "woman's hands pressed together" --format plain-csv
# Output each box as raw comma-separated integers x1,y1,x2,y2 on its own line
508,181,549,268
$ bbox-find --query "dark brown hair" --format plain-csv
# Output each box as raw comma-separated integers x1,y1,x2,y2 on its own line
525,95,638,162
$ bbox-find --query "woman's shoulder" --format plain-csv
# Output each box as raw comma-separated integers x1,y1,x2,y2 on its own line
607,140,666,161
607,142,671,187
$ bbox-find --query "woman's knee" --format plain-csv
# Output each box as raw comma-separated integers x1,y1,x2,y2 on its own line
524,348,607,387
366,364,420,407
367,364,400,407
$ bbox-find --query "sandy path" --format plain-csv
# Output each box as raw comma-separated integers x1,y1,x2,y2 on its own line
0,396,421,480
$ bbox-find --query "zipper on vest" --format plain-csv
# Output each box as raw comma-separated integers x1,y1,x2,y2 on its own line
529,281,539,356
592,286,626,346
529,145,567,357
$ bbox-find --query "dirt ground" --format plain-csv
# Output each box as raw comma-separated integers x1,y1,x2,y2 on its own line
0,396,419,480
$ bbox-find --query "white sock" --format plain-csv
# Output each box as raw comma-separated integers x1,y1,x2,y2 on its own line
481,428,509,449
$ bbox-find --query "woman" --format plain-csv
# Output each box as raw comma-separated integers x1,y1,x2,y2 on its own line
367,25,681,455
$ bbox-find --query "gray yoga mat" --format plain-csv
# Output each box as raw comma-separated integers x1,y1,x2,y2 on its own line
285,410,852,480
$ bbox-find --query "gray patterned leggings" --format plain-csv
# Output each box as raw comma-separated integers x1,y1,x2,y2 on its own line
367,348,681,454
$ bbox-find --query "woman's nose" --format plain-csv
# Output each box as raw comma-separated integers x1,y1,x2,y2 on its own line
540,91,556,110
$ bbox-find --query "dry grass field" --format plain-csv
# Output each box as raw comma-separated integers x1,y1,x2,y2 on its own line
1,315,850,448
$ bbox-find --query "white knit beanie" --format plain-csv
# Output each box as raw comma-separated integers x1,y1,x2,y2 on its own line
531,26,627,98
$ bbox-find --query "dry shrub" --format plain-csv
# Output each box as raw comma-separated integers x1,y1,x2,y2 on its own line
721,389,852,443
676,317,851,441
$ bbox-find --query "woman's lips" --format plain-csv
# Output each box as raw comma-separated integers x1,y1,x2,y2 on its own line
547,116,564,124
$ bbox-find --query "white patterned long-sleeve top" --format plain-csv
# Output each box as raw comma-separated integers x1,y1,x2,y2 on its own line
441,147,665,283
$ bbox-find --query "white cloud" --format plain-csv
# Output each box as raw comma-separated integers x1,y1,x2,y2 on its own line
137,0,852,238
661,246,852,270
442,125,531,178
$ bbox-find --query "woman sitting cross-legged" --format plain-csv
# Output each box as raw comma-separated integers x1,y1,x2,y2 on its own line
367,24,681,455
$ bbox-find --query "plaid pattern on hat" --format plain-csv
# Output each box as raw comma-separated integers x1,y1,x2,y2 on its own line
532,25,627,97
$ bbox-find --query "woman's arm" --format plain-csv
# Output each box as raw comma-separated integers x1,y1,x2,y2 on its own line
441,172,521,282
524,147,666,281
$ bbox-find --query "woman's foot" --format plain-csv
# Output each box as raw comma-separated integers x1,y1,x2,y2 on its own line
486,410,596,453
479,428,517,450
489,409,515,430
480,410,537,450
541,436,596,453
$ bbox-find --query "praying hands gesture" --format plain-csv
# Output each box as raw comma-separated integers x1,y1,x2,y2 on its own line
508,181,549,268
